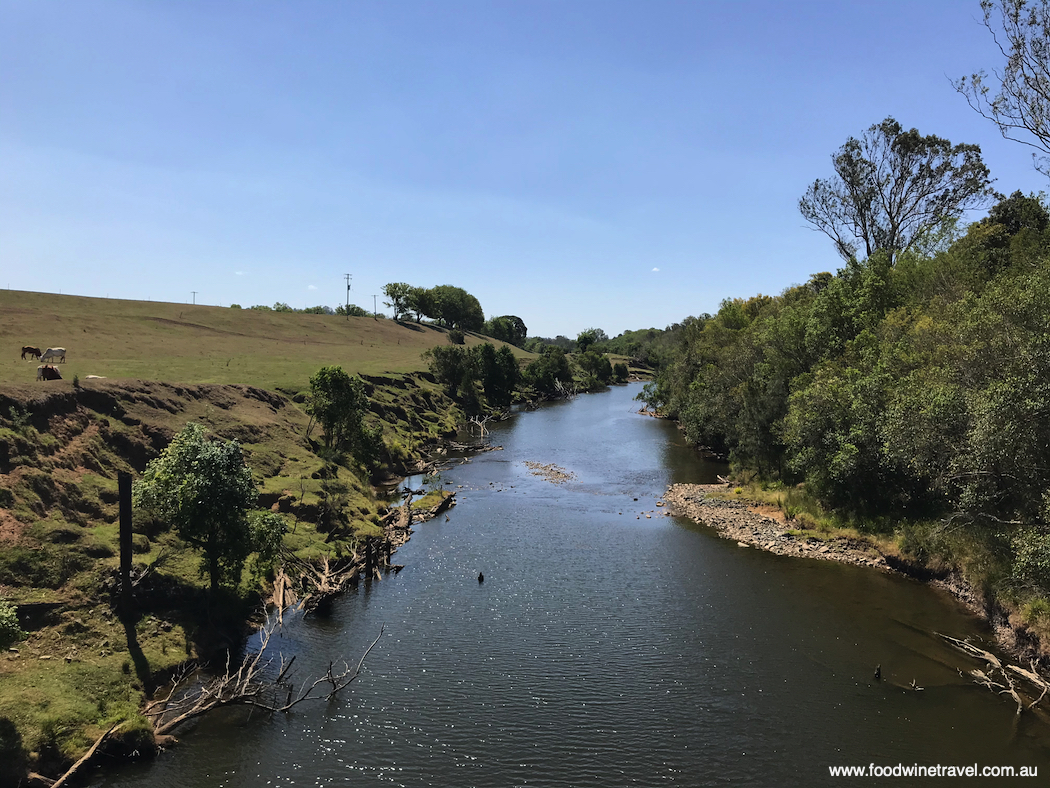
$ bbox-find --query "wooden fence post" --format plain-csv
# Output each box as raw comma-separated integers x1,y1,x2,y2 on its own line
118,471,133,611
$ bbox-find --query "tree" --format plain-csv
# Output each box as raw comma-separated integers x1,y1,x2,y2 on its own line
472,343,520,407
429,285,485,331
983,189,1049,235
406,286,434,323
799,117,995,263
423,345,471,398
382,282,413,320
483,315,528,347
307,367,381,469
524,346,573,395
577,350,613,385
134,423,287,595
576,328,606,353
956,0,1050,177
336,303,369,317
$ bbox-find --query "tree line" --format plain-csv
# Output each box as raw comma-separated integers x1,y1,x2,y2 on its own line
637,2,1050,620
381,282,529,347
643,135,1050,616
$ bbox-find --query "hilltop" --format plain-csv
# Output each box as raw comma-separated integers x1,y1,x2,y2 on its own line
1,290,532,392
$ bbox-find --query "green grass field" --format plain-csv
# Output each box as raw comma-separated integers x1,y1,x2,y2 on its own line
0,289,545,778
1,290,532,392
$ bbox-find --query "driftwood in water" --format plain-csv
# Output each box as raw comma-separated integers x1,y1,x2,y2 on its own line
430,491,456,517
270,567,298,625
147,619,384,736
940,633,1050,716
301,554,365,612
274,548,369,615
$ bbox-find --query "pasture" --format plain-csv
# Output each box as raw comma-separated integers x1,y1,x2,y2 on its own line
0,290,532,392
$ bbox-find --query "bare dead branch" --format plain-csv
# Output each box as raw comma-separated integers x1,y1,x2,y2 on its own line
51,722,122,788
150,617,384,736
940,633,1050,716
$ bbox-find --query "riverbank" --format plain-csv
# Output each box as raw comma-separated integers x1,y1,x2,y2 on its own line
664,482,1048,668
664,483,889,570
0,372,465,784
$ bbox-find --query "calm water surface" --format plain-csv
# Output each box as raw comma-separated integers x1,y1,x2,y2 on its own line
99,384,1050,787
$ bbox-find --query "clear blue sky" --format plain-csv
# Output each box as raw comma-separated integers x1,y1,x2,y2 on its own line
2,0,1046,338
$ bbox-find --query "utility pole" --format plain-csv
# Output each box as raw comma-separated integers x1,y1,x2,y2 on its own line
191,291,197,305
372,294,378,320
344,273,352,320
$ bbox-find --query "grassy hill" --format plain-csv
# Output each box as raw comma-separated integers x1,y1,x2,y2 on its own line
0,289,542,781
0,290,531,392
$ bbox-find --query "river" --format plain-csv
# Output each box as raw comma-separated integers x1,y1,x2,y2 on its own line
99,383,1050,786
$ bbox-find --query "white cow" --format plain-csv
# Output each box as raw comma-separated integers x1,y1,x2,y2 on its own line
36,364,61,381
41,347,66,363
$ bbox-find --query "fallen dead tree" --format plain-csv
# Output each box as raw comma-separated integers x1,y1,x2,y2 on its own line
940,633,1050,716
146,618,384,736
281,551,376,614
48,722,122,788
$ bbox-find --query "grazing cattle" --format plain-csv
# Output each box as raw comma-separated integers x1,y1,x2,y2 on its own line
21,346,42,360
36,364,62,381
41,347,66,363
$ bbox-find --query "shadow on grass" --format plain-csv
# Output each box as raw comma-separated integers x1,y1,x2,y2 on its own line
119,610,155,694
118,571,257,688
0,716,26,785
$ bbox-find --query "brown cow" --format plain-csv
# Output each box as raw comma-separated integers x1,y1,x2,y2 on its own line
21,346,42,360
36,364,61,381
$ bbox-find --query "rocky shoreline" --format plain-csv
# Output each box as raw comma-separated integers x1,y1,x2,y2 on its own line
664,482,1048,665
663,484,889,570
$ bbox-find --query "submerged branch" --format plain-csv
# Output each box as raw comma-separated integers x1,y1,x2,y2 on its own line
940,633,1050,716
149,618,384,736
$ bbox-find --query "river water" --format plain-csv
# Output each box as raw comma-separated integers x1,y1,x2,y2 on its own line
100,383,1050,787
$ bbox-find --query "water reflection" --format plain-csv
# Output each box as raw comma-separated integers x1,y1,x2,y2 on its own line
100,384,1050,788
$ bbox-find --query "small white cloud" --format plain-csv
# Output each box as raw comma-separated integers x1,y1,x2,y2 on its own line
307,284,317,290
651,267,660,272
235,271,245,276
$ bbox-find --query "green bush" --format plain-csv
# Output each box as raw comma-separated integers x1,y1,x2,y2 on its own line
0,601,25,649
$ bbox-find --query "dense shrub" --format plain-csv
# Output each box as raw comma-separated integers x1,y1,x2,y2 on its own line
0,601,25,649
